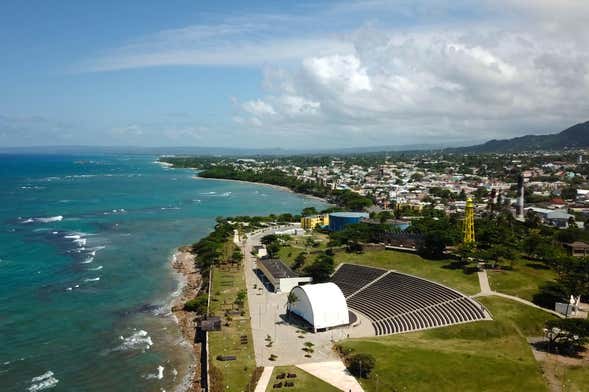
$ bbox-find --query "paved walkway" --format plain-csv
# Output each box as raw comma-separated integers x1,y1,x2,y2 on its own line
297,361,364,392
477,270,492,295
254,366,274,392
243,226,350,367
474,269,563,318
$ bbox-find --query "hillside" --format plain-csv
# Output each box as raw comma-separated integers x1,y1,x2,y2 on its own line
452,121,589,153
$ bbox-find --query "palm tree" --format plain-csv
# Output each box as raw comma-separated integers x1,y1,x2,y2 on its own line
286,292,298,322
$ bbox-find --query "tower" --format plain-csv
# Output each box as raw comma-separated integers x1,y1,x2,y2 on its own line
463,197,475,245
517,174,525,220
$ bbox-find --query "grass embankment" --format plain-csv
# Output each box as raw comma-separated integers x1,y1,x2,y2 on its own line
277,232,329,266
339,296,557,392
335,249,480,295
208,255,256,391
264,366,340,392
487,260,557,301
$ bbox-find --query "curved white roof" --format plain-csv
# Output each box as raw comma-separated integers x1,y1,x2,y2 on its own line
290,282,349,330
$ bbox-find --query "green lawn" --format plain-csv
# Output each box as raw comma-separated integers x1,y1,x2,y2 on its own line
208,263,256,391
338,297,557,392
335,249,480,295
265,366,340,392
487,260,557,301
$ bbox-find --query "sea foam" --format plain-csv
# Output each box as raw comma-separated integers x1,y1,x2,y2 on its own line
28,371,59,391
117,329,154,352
84,277,100,282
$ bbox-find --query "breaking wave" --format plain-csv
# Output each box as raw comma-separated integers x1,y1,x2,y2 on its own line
21,216,64,224
28,371,59,391
115,329,154,352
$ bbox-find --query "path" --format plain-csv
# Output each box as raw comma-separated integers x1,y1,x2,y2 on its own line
241,225,364,391
474,270,563,317
296,361,364,392
254,366,274,392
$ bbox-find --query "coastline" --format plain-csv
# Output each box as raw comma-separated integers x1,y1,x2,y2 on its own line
170,247,203,392
190,174,329,203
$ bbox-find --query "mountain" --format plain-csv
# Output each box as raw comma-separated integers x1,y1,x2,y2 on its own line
452,121,589,153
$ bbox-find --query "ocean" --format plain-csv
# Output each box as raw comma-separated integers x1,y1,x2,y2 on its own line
0,154,327,392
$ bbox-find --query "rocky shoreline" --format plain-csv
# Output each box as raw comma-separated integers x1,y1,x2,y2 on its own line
171,247,203,392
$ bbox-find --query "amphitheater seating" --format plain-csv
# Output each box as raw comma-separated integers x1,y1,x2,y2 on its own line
330,263,388,297
332,264,487,336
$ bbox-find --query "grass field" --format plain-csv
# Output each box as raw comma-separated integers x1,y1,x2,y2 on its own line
208,263,256,391
264,366,340,392
338,296,558,392
487,260,557,301
335,249,480,295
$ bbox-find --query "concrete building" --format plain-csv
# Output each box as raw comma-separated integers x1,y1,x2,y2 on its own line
301,214,330,230
288,283,350,332
328,211,369,231
257,258,312,293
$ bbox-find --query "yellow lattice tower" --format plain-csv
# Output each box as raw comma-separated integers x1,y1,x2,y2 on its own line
463,197,476,245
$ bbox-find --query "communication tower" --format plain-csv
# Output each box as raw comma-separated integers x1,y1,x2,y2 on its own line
463,197,476,245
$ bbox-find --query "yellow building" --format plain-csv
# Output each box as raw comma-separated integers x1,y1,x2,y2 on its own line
301,214,330,230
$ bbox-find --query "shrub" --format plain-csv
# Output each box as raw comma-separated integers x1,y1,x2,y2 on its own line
183,294,208,314
347,353,376,378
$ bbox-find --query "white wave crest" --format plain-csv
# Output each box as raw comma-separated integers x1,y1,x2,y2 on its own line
28,371,59,391
145,365,165,380
81,257,94,264
89,265,103,271
117,329,154,351
84,277,100,282
36,216,63,223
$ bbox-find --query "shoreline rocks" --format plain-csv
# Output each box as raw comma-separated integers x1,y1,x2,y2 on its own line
171,247,203,392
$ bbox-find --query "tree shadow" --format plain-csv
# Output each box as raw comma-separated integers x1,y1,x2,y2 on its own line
531,340,586,359
526,262,550,270
441,261,478,275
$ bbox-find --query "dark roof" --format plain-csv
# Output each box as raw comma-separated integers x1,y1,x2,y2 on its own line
258,258,298,279
200,316,221,331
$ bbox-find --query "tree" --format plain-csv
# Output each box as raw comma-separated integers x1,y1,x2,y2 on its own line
292,252,306,271
483,244,516,269
266,242,281,258
561,186,577,201
347,353,376,378
557,257,589,300
304,253,334,283
234,289,247,306
302,207,318,217
286,291,299,322
525,210,542,228
231,248,243,265
545,318,589,354
261,234,278,246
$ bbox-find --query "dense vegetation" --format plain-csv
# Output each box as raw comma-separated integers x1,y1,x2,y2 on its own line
160,158,373,210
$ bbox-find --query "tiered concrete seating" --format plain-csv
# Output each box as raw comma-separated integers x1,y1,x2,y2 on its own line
330,263,387,297
332,265,487,335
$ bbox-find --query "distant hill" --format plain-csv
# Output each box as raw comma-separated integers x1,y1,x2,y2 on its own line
451,121,589,153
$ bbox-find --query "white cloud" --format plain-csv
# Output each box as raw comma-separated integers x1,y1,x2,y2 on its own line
235,17,589,145
72,1,589,146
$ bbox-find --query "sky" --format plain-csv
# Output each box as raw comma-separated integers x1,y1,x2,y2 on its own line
1,0,589,149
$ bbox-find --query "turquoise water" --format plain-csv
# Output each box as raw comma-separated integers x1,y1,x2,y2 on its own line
0,154,326,392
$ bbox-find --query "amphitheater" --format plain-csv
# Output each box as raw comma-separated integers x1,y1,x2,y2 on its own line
330,263,491,336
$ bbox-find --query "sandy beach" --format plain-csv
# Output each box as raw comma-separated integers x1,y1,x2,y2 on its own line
170,247,203,392
190,174,329,203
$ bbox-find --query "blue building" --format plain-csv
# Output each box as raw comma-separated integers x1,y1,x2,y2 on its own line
328,212,369,231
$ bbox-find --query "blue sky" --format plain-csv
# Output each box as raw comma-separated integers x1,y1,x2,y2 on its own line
1,1,588,148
